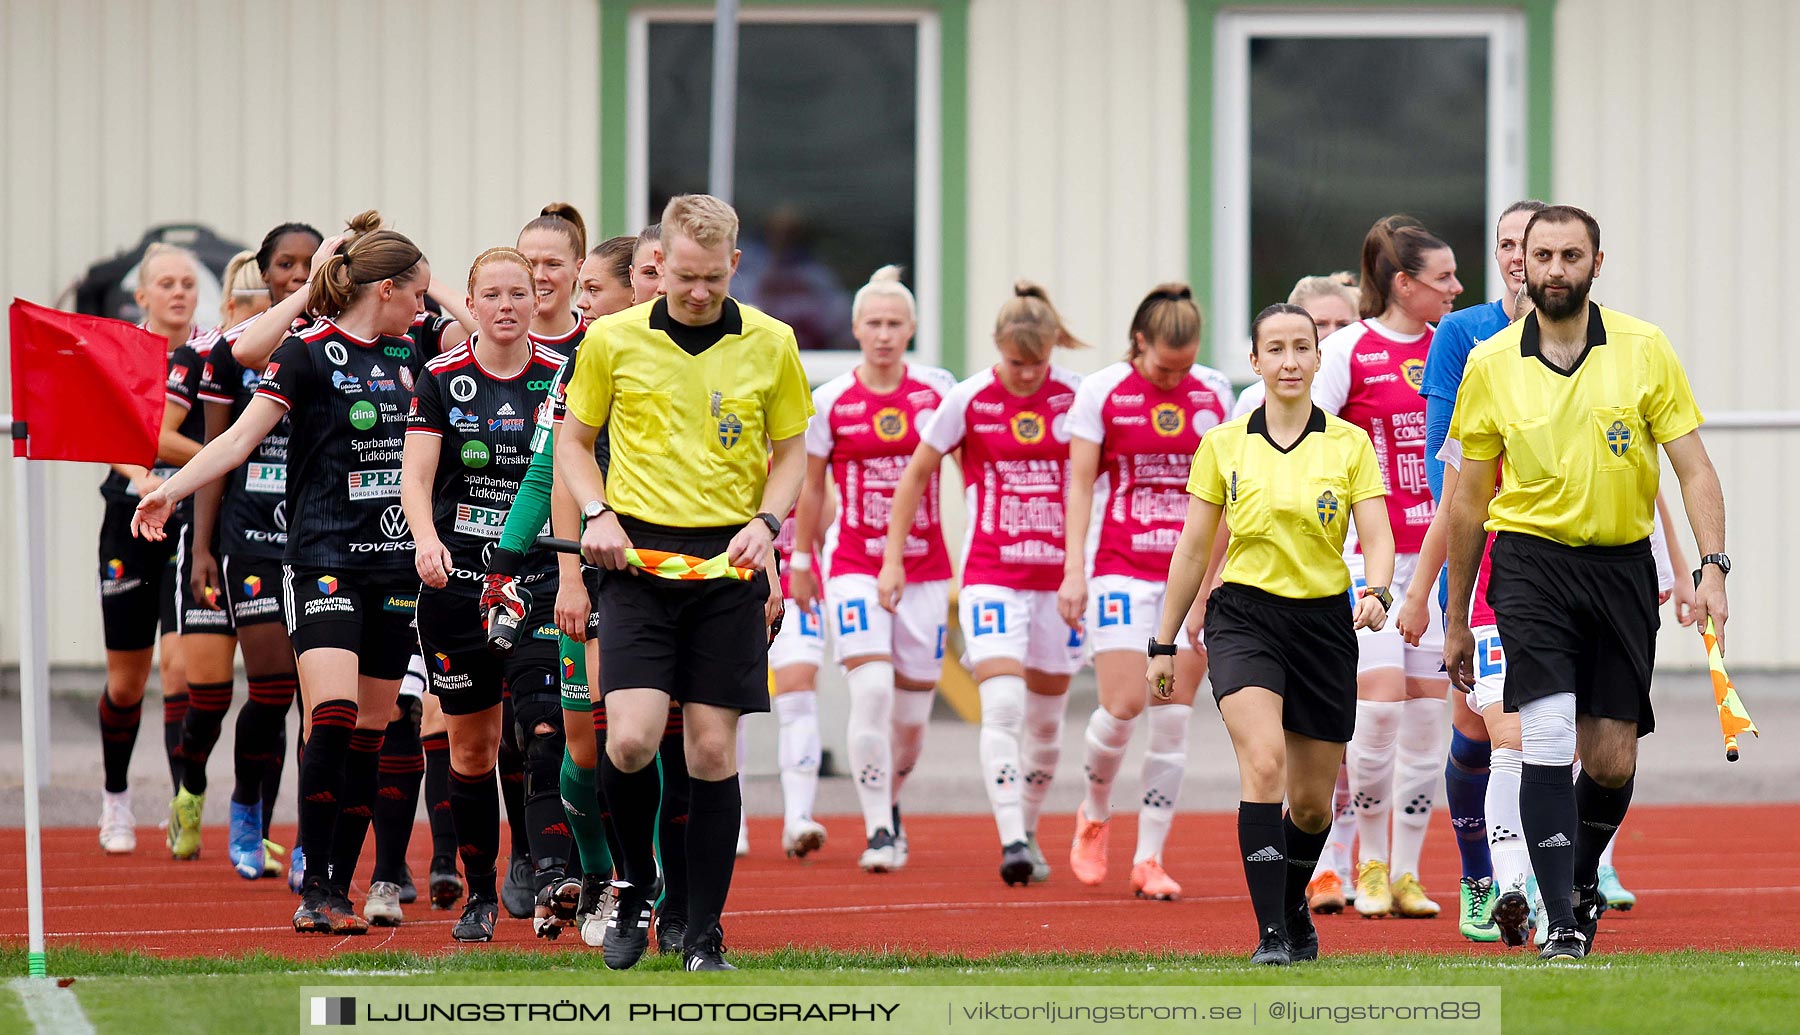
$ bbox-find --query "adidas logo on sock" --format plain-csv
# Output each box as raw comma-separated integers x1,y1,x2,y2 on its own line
1245,846,1285,862
1537,832,1572,848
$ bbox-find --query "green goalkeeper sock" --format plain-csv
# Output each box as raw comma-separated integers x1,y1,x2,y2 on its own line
560,749,612,877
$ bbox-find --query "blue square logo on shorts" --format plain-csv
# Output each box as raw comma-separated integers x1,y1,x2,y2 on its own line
799,605,822,639
1098,592,1130,627
837,599,869,636
973,602,1006,636
935,625,947,660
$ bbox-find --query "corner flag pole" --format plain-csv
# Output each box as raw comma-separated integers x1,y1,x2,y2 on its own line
7,415,51,977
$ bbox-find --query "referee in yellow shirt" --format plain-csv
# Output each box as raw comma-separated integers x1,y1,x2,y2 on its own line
556,194,814,972
1443,205,1728,962
1150,303,1395,966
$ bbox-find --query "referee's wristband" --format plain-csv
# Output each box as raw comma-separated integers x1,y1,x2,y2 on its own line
789,552,813,573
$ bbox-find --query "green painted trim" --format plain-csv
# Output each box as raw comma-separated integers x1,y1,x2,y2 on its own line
598,0,969,374
1185,0,1558,357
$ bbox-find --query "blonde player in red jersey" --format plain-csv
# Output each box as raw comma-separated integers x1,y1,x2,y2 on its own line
880,282,1087,886
1313,215,1462,919
1059,284,1234,900
793,266,959,872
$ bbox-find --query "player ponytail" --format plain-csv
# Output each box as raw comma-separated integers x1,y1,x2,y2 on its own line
852,265,917,324
1125,282,1201,361
520,202,587,261
218,249,267,324
308,210,424,318
1358,215,1449,319
995,280,1086,362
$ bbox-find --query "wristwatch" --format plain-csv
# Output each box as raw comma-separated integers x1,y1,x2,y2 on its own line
582,499,613,522
1364,585,1394,610
1147,637,1178,658
754,511,783,538
1699,553,1731,577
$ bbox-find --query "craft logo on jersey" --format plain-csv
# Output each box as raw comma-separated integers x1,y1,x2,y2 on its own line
348,400,379,431
241,575,262,598
1316,489,1339,528
317,576,339,594
1151,403,1185,438
873,407,908,442
1010,410,1045,445
718,412,743,449
1606,419,1633,457
1401,356,1425,390
380,505,410,540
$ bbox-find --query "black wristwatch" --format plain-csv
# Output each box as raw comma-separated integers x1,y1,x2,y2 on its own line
1147,637,1178,658
1364,585,1394,610
754,511,783,538
1698,553,1731,577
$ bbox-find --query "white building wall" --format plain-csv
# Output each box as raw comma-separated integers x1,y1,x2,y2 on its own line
0,0,601,665
1554,0,1797,667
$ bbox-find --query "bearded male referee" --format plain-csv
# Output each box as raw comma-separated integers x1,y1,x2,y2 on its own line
1443,205,1728,962
556,193,813,972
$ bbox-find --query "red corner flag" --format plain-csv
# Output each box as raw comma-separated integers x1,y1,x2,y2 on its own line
9,299,164,464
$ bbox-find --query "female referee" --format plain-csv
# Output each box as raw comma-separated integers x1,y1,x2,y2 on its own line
134,212,434,936
1149,302,1394,965
879,282,1086,887
1060,283,1234,900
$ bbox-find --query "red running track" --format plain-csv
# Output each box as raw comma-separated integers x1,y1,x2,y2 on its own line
2,803,1796,960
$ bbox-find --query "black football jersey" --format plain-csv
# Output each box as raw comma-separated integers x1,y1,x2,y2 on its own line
409,336,569,582
198,315,310,559
255,319,430,570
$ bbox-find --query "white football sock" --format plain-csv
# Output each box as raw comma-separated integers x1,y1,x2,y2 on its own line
772,690,820,828
1018,691,1066,835
1390,696,1446,878
846,662,896,838
1080,707,1137,823
1134,703,1191,864
889,688,935,802
1349,698,1403,866
978,675,1027,846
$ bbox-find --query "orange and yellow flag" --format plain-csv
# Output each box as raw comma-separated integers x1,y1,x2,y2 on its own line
1701,617,1758,762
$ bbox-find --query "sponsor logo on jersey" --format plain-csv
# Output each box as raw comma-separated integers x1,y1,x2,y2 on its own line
450,375,478,402
488,417,526,432
167,366,188,389
972,600,1007,636
1355,350,1390,364
399,366,415,393
241,576,263,598
496,402,516,417
454,503,507,538
382,594,417,614
532,623,559,641
380,505,410,539
873,407,908,442
243,462,286,494
262,362,280,381
348,400,379,430
1151,402,1186,437
718,413,743,449
461,441,491,468
368,376,397,392
274,501,288,531
1606,420,1633,456
525,379,555,392
347,469,404,499
971,399,1005,417
317,576,339,594
448,407,480,432
331,370,363,394
836,599,869,637
1010,411,1045,444
383,344,412,360
562,656,578,680
1098,591,1131,627
324,341,349,365
1316,490,1339,528
1401,356,1425,390
105,559,125,580
433,652,452,673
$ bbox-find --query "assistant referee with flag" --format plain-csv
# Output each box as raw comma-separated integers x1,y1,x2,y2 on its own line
555,193,813,972
1443,205,1728,962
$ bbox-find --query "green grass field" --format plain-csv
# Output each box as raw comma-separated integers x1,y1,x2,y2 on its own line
4,947,1797,1034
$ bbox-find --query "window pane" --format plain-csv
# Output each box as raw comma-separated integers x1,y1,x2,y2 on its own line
1248,37,1487,314
648,22,918,351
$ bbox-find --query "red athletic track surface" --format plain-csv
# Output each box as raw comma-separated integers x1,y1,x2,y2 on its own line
3,803,1796,960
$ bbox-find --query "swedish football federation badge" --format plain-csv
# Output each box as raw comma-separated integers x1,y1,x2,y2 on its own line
718,412,743,449
1606,419,1632,457
1316,489,1339,527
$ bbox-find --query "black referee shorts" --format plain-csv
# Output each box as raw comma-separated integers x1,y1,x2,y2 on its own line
97,500,180,651
1203,582,1358,743
1487,531,1660,735
415,580,558,718
595,518,772,713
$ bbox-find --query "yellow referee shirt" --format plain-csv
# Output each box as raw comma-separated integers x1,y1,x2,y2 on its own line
1450,303,1703,547
563,297,814,527
1188,406,1386,599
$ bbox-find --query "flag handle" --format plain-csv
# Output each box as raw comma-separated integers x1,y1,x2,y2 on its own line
11,449,51,976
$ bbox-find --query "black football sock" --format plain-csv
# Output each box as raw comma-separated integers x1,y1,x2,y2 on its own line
298,701,357,889
1237,801,1287,936
422,731,457,863
599,753,661,890
1573,769,1634,889
656,711,691,918
162,690,189,792
371,713,424,884
449,764,500,900
98,688,142,794
1282,812,1331,915
326,727,384,893
1521,762,1578,928
683,774,741,952
177,679,235,795
232,674,296,807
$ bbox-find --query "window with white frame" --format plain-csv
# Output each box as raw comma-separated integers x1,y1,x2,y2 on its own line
1211,9,1526,376
629,7,943,378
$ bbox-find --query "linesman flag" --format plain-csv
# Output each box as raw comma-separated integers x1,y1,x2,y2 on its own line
1701,615,1758,762
9,298,164,464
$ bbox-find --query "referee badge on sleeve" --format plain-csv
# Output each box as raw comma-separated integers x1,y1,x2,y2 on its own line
1316,490,1339,527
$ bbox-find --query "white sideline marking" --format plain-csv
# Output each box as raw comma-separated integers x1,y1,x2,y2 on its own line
9,977,97,1035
